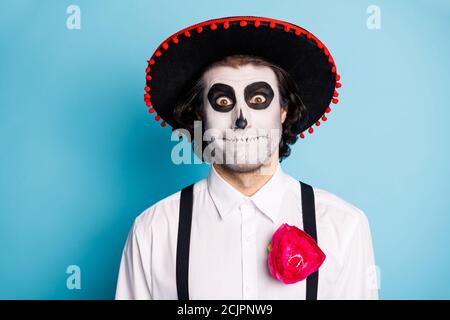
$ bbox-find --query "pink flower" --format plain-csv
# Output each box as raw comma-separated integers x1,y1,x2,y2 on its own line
267,223,326,284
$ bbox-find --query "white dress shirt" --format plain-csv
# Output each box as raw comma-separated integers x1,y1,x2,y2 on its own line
115,163,379,300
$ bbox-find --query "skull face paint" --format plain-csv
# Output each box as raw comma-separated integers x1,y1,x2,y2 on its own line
201,64,285,172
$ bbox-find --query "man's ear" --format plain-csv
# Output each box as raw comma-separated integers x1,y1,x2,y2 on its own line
281,106,288,124
195,109,202,121
194,101,204,121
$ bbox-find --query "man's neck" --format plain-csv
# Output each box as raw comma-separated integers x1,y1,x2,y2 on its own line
213,153,279,197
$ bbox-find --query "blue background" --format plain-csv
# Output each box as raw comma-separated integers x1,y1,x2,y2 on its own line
1,0,449,299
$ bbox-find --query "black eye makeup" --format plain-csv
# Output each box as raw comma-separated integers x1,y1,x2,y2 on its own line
244,81,274,110
207,83,236,112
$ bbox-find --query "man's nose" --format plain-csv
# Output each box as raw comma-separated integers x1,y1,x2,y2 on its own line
234,109,248,129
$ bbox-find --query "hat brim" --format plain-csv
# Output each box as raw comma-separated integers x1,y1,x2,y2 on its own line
144,16,341,137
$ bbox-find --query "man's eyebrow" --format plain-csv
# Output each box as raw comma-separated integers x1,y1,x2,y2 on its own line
208,83,235,95
244,81,274,93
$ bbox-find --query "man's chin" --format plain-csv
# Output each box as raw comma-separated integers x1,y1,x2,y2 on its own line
221,162,264,173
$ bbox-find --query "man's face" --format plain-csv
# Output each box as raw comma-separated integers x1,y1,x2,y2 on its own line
201,64,287,172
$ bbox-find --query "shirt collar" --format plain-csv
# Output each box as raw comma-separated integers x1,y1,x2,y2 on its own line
207,163,286,223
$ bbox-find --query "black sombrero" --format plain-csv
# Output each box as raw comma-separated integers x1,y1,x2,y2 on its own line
143,16,341,139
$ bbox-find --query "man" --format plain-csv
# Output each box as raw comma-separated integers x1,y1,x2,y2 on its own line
115,16,378,300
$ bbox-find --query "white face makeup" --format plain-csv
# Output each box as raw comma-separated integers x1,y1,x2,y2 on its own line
201,64,285,172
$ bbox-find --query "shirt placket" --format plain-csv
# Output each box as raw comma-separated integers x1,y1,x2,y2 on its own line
240,201,258,299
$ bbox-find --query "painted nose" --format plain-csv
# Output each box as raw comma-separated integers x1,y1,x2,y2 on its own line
234,109,248,129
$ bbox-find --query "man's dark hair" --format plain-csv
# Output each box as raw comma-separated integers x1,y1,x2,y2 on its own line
173,54,308,161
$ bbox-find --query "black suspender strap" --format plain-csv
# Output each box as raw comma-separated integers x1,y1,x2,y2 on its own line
300,181,319,300
176,183,194,300
176,181,319,300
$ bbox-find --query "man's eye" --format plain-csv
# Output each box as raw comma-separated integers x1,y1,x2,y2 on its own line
215,96,233,107
249,94,266,104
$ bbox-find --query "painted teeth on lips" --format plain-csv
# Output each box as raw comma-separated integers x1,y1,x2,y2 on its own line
223,135,268,142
